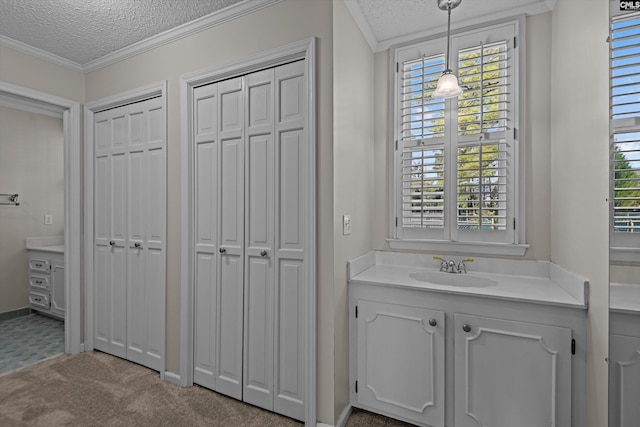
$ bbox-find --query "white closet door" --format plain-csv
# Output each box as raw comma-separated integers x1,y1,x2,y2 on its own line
94,97,165,371
216,77,245,399
194,83,220,389
243,68,276,410
94,106,128,359
126,98,165,371
273,60,307,421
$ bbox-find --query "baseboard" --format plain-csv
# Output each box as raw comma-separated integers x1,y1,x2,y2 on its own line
316,404,352,427
0,307,32,322
335,403,352,427
164,371,181,386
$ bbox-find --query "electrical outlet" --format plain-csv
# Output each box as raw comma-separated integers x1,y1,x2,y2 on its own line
343,215,352,235
44,214,53,225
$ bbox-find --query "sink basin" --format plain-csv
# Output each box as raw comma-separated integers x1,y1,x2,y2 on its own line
410,271,497,288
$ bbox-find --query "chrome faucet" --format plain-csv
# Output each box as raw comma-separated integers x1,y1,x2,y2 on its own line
433,256,473,273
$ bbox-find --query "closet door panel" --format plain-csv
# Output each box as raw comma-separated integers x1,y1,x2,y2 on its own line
273,60,307,421
110,245,127,358
143,246,164,369
217,255,243,399
146,148,165,246
216,77,244,400
111,154,127,245
243,68,275,409
274,260,305,420
194,252,217,388
193,84,219,390
94,245,111,348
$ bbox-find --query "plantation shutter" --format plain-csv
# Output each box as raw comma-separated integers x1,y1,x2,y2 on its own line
394,21,519,244
610,12,640,245
455,39,511,233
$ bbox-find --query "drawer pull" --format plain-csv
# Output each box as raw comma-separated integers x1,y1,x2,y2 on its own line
260,250,268,257
429,318,437,327
462,324,471,333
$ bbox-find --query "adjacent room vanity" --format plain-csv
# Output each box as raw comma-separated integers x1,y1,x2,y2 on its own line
348,251,589,427
26,237,64,319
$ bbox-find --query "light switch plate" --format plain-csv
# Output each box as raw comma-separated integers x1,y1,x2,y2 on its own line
343,215,352,235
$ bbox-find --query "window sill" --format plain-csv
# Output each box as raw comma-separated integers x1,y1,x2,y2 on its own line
610,247,640,264
387,239,529,257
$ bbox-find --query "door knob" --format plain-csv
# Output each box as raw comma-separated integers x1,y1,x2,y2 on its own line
462,324,471,333
134,242,142,248
429,318,437,327
109,241,115,246
219,247,226,253
260,250,268,257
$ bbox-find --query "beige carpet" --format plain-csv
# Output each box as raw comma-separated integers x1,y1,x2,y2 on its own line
0,351,410,427
0,351,302,426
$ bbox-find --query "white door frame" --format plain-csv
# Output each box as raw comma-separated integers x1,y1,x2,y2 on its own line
84,81,168,377
0,81,82,355
179,38,317,425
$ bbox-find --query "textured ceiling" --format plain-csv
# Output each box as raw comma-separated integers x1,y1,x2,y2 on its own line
0,0,556,67
0,0,245,65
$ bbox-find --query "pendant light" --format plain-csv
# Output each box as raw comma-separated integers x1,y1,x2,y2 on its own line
432,0,463,99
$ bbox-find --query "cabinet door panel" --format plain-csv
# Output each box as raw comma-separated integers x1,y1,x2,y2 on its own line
357,300,445,427
454,314,571,427
50,255,65,318
610,333,640,427
194,252,217,389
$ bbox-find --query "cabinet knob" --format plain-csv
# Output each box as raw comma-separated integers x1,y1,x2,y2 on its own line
260,250,268,257
428,318,437,327
134,242,142,249
462,324,471,333
219,247,226,254
109,241,115,246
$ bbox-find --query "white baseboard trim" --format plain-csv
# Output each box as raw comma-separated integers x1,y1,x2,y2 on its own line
164,371,182,386
316,404,352,427
336,404,352,427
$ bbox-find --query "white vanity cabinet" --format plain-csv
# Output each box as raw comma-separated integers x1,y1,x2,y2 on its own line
27,247,65,319
349,265,587,427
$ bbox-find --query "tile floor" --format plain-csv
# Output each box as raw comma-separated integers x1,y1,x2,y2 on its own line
0,313,64,376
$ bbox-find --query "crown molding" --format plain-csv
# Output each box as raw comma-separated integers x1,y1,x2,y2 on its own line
0,34,83,72
343,0,378,52
1,0,283,74
83,0,284,73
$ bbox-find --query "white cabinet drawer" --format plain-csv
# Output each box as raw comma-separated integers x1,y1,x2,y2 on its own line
29,292,50,309
30,274,50,290
29,258,50,272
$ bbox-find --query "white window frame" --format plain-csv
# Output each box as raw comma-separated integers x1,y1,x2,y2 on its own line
610,5,640,263
388,18,527,256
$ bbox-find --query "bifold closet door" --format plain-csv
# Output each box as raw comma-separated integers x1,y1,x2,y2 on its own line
94,97,165,371
193,60,307,422
193,77,245,400
243,61,308,421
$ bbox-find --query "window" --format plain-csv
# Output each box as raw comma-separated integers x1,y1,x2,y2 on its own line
610,11,640,260
391,20,525,255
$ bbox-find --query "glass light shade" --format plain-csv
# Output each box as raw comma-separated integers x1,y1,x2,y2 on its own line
433,71,463,99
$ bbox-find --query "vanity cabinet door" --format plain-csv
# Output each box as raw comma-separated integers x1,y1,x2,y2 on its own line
454,314,572,427
50,253,65,318
356,300,445,427
609,333,640,427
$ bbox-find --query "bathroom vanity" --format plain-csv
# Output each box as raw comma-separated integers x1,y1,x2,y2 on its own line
348,251,588,427
26,237,64,319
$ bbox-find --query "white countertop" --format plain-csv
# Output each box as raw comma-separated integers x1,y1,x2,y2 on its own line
25,236,65,254
348,251,589,310
26,244,65,254
610,283,640,314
